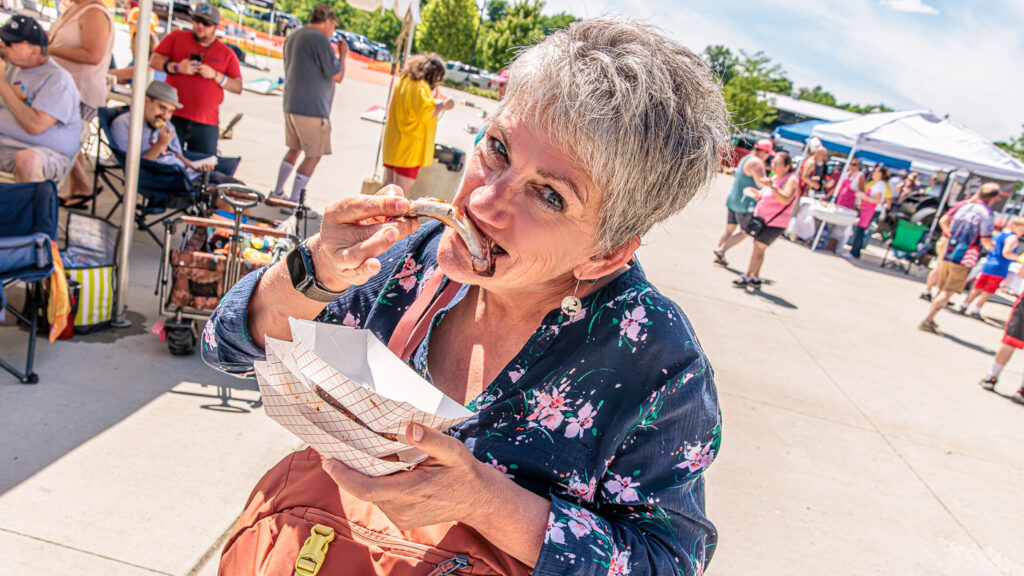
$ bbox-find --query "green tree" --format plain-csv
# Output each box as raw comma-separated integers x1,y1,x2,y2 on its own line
722,50,791,130
797,85,838,107
702,44,737,85
996,125,1024,161
476,0,544,72
840,102,893,114
539,11,577,35
487,0,508,22
416,0,480,63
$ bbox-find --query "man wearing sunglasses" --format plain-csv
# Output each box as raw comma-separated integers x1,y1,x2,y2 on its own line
150,3,240,155
0,15,83,182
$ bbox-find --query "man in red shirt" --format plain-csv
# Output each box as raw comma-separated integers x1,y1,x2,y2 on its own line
149,3,241,154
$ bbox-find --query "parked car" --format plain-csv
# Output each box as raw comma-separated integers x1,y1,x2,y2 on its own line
445,60,498,89
370,40,391,62
335,30,376,59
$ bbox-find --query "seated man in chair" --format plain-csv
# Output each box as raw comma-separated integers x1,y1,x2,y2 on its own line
110,81,239,189
0,15,82,182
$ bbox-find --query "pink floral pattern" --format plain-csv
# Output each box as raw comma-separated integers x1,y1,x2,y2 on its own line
565,402,597,438
677,441,715,474
619,305,649,343
605,474,641,503
393,254,422,292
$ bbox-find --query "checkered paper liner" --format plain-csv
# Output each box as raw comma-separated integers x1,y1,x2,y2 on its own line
256,332,471,477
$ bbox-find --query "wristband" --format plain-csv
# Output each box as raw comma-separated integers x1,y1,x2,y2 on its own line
218,73,227,87
162,60,172,74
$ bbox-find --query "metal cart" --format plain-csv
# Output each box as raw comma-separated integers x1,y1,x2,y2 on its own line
156,185,303,355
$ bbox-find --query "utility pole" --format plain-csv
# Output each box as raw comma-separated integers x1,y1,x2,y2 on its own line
470,0,488,67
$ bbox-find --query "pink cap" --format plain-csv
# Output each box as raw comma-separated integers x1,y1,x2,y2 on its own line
753,138,775,155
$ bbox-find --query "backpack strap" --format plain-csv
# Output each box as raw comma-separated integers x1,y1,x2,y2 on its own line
387,272,462,363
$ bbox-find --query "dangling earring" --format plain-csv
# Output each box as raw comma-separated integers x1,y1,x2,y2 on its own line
561,277,583,316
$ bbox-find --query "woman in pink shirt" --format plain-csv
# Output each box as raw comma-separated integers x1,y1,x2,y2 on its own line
734,151,799,288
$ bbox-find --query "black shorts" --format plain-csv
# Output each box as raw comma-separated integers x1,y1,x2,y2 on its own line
1004,294,1024,348
727,209,753,229
754,225,786,246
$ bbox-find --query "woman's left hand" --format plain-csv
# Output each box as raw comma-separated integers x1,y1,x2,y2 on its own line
321,423,497,530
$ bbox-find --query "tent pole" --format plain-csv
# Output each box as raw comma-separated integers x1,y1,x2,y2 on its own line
405,12,414,62
930,172,956,238
112,0,155,327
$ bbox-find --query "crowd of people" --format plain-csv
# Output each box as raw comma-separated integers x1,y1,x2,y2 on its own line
714,137,1024,405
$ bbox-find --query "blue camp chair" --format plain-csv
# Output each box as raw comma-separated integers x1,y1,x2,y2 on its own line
881,219,929,274
91,106,241,246
0,181,59,384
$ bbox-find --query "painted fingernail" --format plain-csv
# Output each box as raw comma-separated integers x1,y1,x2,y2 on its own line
411,423,424,442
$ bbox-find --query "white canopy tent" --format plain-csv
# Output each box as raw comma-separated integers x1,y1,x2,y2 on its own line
809,110,1024,236
810,110,1024,182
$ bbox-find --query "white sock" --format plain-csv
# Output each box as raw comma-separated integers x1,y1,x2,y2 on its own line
989,362,1005,380
922,288,932,296
968,305,981,315
290,173,311,202
274,161,294,196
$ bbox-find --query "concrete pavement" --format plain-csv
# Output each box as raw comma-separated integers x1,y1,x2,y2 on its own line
1,31,1023,575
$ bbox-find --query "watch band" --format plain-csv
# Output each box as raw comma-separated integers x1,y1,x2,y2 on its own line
287,242,346,303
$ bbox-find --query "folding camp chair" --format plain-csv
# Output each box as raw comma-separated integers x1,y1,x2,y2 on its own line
91,106,241,246
0,181,59,384
881,219,928,274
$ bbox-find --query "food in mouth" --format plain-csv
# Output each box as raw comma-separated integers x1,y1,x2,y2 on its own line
153,120,165,128
406,197,496,276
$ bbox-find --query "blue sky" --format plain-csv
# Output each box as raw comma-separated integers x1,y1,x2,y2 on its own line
538,0,1023,142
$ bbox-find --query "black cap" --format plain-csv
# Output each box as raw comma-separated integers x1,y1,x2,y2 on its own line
0,15,48,48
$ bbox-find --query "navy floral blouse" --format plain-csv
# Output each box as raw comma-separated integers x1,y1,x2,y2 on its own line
202,221,722,576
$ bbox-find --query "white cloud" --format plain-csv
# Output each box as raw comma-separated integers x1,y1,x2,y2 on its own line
880,0,939,15
540,0,1023,141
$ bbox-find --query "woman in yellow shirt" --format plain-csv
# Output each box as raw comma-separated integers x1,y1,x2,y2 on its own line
382,53,454,191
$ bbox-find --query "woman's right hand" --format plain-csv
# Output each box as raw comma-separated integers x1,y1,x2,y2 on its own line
308,189,419,293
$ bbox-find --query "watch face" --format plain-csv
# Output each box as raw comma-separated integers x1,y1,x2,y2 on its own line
286,245,309,289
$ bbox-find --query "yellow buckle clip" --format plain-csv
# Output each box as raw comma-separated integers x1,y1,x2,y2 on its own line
294,524,335,576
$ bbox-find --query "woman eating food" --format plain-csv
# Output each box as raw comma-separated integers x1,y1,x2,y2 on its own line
204,18,727,575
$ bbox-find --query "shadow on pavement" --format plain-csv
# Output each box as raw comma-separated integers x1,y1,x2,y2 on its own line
740,287,798,309
937,331,995,356
0,287,258,495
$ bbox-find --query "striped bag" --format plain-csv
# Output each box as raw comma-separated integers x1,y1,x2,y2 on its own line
62,212,119,334
65,265,114,332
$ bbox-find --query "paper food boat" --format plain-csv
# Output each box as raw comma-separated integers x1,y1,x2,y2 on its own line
255,318,473,476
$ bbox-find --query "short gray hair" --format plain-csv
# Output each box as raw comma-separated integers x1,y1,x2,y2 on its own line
498,18,729,255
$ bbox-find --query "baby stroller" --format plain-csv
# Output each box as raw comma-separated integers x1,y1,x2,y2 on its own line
155,185,305,355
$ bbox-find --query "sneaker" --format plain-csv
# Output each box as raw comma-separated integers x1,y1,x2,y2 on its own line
918,320,939,334
840,251,855,259
750,277,763,288
979,377,998,391
712,250,728,266
919,292,933,302
957,306,968,315
732,277,751,288
967,310,983,320
1012,390,1024,405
